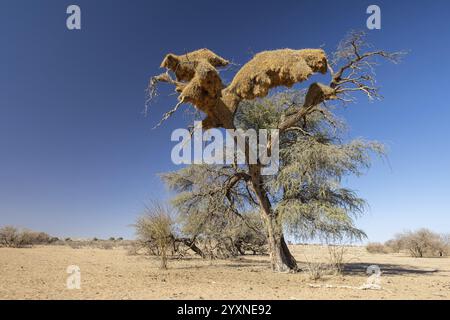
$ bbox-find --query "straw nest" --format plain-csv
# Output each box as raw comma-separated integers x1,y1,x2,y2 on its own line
158,48,329,129
225,49,328,100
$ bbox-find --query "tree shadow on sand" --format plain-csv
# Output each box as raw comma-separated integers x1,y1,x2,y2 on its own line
342,262,440,276
166,256,444,275
171,256,270,270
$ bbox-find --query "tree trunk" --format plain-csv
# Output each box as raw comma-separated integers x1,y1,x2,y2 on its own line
177,237,205,258
262,213,298,271
249,164,298,272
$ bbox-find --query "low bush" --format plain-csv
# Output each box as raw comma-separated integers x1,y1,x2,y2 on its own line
0,226,55,248
366,242,389,254
134,201,176,269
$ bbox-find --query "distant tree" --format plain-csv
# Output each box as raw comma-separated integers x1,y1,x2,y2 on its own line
0,226,19,247
20,230,50,245
396,229,447,257
442,233,450,247
32,231,52,244
0,226,53,247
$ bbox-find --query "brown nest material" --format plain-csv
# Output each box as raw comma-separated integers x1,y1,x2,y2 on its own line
226,49,328,100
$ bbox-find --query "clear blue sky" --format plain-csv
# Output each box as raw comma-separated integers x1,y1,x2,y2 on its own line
1,0,449,241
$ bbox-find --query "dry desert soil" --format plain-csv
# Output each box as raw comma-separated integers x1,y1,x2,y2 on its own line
0,245,449,299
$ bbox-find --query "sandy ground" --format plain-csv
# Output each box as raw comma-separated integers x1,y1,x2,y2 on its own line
0,245,449,300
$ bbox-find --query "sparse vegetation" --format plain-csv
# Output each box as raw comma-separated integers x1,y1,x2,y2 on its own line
366,242,389,254
384,236,404,253
3,243,450,299
366,229,449,257
0,226,55,248
304,260,329,280
0,228,131,250
327,244,348,274
134,201,176,269
59,239,130,250
399,229,447,257
302,243,351,280
0,226,19,247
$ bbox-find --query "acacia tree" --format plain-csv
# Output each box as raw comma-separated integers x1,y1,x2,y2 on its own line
149,31,403,272
388,229,448,257
162,91,381,267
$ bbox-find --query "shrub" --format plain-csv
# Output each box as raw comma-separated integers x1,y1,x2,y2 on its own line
26,231,52,245
0,226,19,247
125,242,140,256
302,245,335,280
18,230,36,247
366,242,389,254
0,226,54,247
50,237,60,243
304,261,328,280
384,235,404,253
327,244,348,274
134,201,176,269
98,242,114,250
67,241,82,249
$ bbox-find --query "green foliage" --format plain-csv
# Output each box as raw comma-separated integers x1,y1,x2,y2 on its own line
163,89,384,248
245,92,383,241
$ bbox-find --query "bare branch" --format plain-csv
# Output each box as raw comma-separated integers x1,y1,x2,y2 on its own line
153,97,186,129
145,72,186,115
278,31,405,132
